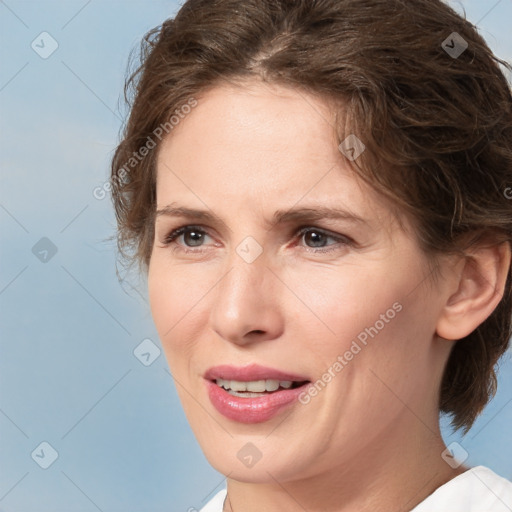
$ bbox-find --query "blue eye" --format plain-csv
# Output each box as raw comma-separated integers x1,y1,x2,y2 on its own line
301,229,332,247
162,224,352,255
296,227,351,252
164,225,210,247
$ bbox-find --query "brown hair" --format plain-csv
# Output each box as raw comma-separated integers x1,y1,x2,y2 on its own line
111,0,512,433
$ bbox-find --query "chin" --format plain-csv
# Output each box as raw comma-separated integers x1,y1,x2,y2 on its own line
203,442,309,484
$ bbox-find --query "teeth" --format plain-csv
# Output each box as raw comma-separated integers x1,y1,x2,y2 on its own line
215,378,296,392
265,380,280,392
229,380,248,392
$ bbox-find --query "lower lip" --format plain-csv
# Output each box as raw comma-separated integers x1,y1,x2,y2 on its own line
205,380,309,423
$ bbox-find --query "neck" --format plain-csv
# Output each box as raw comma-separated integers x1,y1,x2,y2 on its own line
223,415,467,512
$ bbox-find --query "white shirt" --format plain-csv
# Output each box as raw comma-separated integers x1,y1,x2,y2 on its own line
199,466,512,511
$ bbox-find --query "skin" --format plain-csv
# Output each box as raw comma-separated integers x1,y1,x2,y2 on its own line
147,80,510,512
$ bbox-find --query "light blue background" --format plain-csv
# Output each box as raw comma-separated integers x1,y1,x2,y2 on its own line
0,1,511,511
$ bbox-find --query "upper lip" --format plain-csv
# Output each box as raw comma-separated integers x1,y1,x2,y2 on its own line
204,364,310,382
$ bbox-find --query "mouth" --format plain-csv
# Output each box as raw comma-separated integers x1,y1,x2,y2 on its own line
213,378,309,397
203,364,312,423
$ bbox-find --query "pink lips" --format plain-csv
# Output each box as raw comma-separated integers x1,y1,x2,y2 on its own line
204,364,309,382
204,364,310,424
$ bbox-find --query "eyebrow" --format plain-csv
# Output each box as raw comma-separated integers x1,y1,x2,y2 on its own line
155,203,369,229
271,207,368,227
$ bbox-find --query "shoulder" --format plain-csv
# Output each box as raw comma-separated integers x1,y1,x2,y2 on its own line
199,489,227,512
411,466,512,512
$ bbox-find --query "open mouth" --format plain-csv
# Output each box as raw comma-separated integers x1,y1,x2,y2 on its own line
213,378,310,397
205,367,313,422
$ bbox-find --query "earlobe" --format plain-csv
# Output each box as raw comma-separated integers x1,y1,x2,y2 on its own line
436,242,511,341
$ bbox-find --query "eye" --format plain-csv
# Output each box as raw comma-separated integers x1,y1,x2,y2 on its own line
296,226,352,253
163,225,213,250
161,224,353,255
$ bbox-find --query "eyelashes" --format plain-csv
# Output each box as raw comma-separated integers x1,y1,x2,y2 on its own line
294,226,352,253
161,224,354,255
163,225,213,250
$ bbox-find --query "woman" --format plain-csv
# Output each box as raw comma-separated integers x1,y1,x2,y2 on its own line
110,0,512,510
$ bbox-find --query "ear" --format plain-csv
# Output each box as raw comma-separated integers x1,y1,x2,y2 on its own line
436,241,511,341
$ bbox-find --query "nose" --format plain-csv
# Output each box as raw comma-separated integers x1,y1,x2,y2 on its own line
210,254,284,346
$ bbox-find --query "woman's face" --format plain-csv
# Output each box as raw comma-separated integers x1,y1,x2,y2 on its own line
148,80,454,483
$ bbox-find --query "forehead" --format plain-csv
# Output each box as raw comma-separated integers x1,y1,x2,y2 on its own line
155,81,398,230
159,81,339,168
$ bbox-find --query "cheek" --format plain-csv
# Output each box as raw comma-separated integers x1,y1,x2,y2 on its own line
148,260,183,344
284,262,408,345
285,257,434,383
147,257,216,354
